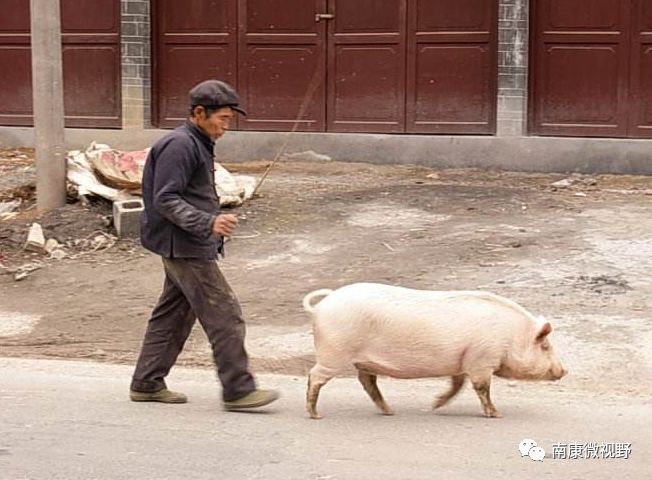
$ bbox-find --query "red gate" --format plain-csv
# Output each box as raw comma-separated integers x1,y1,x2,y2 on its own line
154,0,498,134
0,0,121,128
406,0,498,134
237,0,327,131
529,0,652,138
629,0,652,137
529,0,631,137
327,0,407,133
152,0,237,128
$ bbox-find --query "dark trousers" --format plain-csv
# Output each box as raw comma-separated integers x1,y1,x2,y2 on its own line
131,257,256,401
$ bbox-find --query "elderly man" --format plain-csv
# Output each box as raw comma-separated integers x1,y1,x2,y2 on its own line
130,79,279,411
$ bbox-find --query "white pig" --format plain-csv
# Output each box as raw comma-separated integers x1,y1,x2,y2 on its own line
303,283,566,419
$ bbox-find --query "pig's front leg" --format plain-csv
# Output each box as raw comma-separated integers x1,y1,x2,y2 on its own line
470,372,501,418
433,374,466,410
358,372,394,416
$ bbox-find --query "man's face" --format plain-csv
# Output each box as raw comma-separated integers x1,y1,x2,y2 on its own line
193,106,234,140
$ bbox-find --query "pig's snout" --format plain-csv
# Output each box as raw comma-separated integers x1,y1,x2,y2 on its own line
548,364,568,381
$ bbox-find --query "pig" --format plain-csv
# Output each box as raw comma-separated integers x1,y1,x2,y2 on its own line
303,283,567,419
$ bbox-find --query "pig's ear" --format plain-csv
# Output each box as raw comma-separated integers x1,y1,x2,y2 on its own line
535,322,552,343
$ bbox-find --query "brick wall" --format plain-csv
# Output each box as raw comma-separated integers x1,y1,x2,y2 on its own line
121,0,151,128
497,0,529,136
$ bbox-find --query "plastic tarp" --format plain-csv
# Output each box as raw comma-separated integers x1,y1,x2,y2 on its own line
67,142,257,207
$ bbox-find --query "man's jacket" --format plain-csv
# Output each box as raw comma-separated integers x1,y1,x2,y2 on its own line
140,120,223,259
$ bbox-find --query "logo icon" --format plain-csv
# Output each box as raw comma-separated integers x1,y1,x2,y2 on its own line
519,439,545,462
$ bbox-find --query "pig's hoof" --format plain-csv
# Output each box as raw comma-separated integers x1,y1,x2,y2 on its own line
432,398,447,410
309,413,322,420
484,410,503,419
381,408,395,416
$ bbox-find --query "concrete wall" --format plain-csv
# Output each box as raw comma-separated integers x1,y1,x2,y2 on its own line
2,126,651,175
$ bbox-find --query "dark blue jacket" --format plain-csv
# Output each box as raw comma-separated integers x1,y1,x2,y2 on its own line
140,120,223,259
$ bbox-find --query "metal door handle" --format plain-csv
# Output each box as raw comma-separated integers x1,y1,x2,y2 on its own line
315,13,335,22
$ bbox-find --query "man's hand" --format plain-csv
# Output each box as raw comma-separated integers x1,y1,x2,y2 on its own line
212,214,238,237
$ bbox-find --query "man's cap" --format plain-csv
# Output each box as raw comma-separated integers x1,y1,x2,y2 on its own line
189,80,246,116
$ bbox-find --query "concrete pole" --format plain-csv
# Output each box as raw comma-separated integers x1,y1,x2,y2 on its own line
30,0,67,211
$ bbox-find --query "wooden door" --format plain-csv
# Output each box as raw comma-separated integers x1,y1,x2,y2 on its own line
153,0,237,128
327,0,407,133
406,0,498,134
629,0,652,137
60,0,122,128
0,0,32,126
237,0,327,131
529,0,631,137
0,0,121,128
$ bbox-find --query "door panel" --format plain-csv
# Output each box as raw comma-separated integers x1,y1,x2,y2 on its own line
413,45,493,126
60,0,121,128
0,3,32,126
153,0,237,128
237,0,326,131
406,0,497,134
529,0,630,137
62,45,121,126
629,0,652,137
327,0,406,133
416,0,488,30
0,0,121,128
548,0,619,29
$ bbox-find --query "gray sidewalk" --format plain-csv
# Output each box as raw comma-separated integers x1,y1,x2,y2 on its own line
0,358,648,480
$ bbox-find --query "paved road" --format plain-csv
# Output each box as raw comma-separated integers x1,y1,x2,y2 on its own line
0,358,649,480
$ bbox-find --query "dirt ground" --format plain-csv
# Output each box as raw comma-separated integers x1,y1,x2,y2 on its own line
1,150,652,399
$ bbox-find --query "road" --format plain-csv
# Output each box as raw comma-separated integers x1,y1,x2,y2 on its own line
1,358,648,480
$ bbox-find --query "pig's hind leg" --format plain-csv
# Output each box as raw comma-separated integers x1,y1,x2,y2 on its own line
357,371,394,416
432,374,465,410
307,363,340,419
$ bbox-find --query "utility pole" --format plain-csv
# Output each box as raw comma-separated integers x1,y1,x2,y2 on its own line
30,0,66,211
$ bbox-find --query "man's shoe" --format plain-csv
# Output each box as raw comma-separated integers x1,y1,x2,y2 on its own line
130,388,188,404
223,389,279,411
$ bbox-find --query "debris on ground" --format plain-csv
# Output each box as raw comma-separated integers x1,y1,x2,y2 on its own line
215,163,257,206
67,142,257,207
67,147,122,201
44,239,60,254
86,142,146,191
0,143,260,272
0,211,18,221
284,150,332,162
0,226,118,280
112,199,143,238
548,174,601,195
49,249,67,261
602,188,652,196
572,274,633,295
0,195,117,274
11,261,45,282
551,178,576,188
0,200,21,215
24,223,45,252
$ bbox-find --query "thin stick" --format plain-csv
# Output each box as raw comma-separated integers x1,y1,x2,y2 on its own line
251,52,326,198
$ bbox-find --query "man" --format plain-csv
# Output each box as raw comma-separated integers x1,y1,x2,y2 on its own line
130,79,279,411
